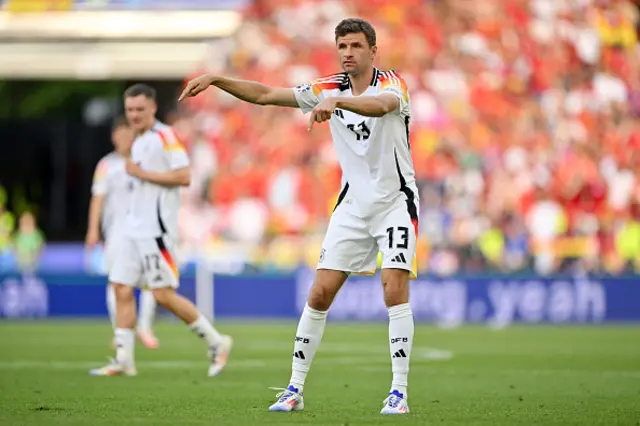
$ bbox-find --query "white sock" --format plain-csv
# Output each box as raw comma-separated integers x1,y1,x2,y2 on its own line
137,290,156,332
114,328,135,366
388,303,414,398
189,314,223,347
289,304,328,393
106,284,117,329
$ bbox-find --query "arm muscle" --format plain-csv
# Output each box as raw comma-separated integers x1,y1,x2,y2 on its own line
139,166,191,187
211,77,298,107
334,93,400,117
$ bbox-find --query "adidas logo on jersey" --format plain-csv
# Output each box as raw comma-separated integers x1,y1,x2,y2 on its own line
390,253,407,264
392,349,407,358
293,351,306,360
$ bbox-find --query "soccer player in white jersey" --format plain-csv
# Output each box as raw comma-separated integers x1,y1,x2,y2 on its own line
180,18,417,414
86,117,160,350
90,84,232,377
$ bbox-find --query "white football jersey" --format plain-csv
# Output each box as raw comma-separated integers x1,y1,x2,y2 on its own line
125,121,190,240
293,68,419,219
91,152,131,240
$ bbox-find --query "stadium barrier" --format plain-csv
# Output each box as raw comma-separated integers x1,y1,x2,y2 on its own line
0,270,636,326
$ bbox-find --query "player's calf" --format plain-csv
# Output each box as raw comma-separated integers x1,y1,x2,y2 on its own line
136,289,159,349
113,282,137,366
381,269,414,403
91,282,137,376
269,269,344,412
152,287,232,376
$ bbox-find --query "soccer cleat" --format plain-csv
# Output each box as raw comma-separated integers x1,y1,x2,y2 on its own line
380,390,410,414
207,335,233,377
89,358,137,377
268,385,304,412
137,330,160,349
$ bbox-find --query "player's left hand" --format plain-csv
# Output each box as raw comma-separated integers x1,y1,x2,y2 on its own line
309,98,337,131
125,158,143,178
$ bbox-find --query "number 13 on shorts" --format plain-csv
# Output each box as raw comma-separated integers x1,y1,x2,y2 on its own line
376,203,418,279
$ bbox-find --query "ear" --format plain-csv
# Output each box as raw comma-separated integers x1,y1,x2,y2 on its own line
371,45,378,59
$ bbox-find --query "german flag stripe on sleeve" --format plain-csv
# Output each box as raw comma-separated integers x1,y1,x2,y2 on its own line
379,70,409,103
311,73,346,97
93,159,108,182
157,128,186,152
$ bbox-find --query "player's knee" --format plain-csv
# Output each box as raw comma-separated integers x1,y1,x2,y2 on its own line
307,284,333,311
113,283,134,302
307,271,346,311
307,280,340,311
381,269,409,307
151,288,174,307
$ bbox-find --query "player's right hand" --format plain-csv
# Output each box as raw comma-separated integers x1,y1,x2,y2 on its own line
178,74,215,102
85,228,100,248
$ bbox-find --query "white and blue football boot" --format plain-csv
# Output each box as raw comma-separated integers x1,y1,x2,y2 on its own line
380,390,410,414
268,385,304,412
89,358,137,377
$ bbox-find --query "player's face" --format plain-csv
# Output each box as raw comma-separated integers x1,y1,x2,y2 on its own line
112,125,134,156
336,32,376,75
124,95,157,133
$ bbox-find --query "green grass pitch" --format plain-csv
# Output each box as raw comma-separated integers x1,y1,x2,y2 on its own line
0,321,639,425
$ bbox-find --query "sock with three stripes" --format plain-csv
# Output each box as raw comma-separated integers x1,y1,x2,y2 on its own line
288,304,328,393
388,303,414,398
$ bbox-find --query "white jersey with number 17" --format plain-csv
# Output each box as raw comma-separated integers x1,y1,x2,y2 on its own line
293,68,419,220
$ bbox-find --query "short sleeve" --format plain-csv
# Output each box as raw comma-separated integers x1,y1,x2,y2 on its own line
379,71,409,114
293,83,322,114
91,158,109,196
292,73,345,114
157,128,190,169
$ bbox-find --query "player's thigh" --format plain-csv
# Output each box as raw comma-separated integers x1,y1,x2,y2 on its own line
135,236,180,289
108,237,144,287
373,200,419,278
318,207,378,274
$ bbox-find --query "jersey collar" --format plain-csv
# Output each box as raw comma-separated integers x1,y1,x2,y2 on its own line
344,68,380,91
370,68,380,86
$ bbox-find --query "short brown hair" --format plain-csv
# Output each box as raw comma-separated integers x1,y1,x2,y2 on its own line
335,18,376,47
124,83,156,100
111,116,129,132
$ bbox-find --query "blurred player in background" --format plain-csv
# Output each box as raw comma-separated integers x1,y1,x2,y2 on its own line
181,18,416,414
86,117,159,349
90,84,232,377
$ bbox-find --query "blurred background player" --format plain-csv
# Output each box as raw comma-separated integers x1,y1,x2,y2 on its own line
86,117,159,349
90,84,232,377
180,18,416,414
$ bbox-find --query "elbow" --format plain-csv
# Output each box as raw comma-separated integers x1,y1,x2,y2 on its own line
374,96,396,116
373,101,391,117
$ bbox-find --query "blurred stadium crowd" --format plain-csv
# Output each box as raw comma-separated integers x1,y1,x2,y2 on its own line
172,0,640,276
